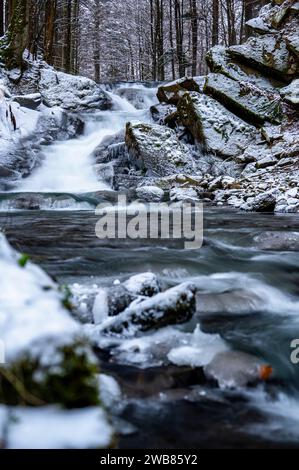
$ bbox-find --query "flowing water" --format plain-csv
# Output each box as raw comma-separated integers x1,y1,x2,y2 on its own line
1,83,299,448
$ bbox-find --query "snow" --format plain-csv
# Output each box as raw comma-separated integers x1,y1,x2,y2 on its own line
136,186,164,202
280,79,299,105
124,272,160,296
0,233,81,363
93,288,109,324
168,325,228,368
98,374,122,409
2,406,113,449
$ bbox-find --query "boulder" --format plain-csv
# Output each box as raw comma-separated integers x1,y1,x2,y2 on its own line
242,191,277,212
206,45,282,91
136,186,165,202
177,92,257,160
100,282,196,336
228,34,298,83
204,351,273,389
204,73,282,125
39,68,112,111
0,235,101,409
124,272,161,297
157,77,200,105
254,231,299,250
125,122,196,177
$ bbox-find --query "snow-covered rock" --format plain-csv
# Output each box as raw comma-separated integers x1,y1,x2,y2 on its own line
228,34,298,82
280,79,299,106
204,73,282,124
39,68,112,111
100,282,196,337
178,92,257,160
136,186,165,202
126,122,196,177
124,272,161,297
157,77,200,105
0,234,101,408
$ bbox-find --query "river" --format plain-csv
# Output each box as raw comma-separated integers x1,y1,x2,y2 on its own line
1,83,299,448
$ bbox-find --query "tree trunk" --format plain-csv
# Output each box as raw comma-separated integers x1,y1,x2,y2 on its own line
44,0,57,65
190,0,198,76
0,0,29,69
174,0,185,78
212,0,219,46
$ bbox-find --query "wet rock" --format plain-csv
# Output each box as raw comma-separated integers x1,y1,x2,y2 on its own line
124,273,161,297
204,351,272,389
254,231,299,250
150,103,177,127
136,186,164,202
204,73,282,125
39,68,112,111
93,130,127,165
157,77,200,105
125,122,196,177
93,286,135,324
228,34,298,83
101,283,196,336
93,162,114,186
177,92,256,160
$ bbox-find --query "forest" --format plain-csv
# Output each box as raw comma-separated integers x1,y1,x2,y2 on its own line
0,0,267,81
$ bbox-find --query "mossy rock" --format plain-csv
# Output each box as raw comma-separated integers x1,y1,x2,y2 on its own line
204,73,283,125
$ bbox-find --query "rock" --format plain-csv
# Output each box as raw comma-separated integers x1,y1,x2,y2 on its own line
255,155,278,168
100,282,196,336
228,34,298,82
204,351,273,389
150,103,178,127
246,16,275,34
12,93,42,110
204,73,282,125
206,45,281,91
136,186,164,202
157,77,200,105
280,79,299,105
124,272,161,297
39,68,112,111
254,231,299,250
177,92,257,160
93,163,114,186
169,187,199,202
125,122,196,177
93,285,135,324
93,130,127,165
242,191,277,212
0,235,101,408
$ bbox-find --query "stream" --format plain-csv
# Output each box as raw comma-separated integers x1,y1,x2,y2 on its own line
1,83,299,449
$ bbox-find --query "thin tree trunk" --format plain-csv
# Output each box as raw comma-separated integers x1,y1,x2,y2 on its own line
212,0,219,46
190,0,198,76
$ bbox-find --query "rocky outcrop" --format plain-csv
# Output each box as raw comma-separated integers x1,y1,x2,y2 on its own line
177,92,257,160
151,0,299,213
204,73,282,124
125,122,196,177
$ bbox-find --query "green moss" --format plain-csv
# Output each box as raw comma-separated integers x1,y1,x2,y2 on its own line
18,253,29,268
0,342,100,408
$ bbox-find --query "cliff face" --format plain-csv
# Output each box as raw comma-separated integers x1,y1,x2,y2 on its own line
151,0,299,212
